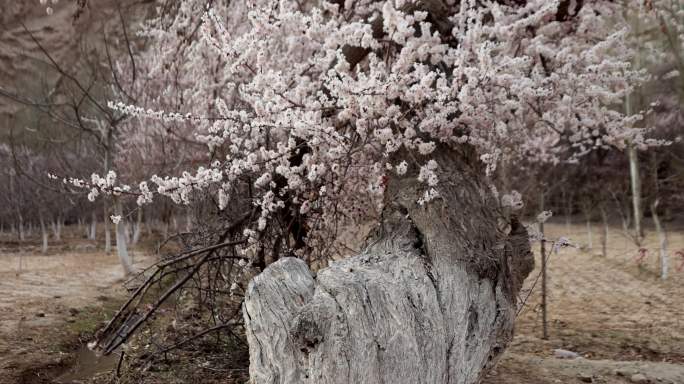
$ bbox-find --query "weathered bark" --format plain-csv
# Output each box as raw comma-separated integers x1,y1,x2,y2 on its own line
244,149,534,384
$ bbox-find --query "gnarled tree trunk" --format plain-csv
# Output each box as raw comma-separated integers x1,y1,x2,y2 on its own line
243,150,534,384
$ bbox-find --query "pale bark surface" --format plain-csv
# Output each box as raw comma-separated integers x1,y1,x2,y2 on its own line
89,219,97,240
244,150,534,384
115,199,134,275
40,213,48,254
132,209,143,245
629,145,643,243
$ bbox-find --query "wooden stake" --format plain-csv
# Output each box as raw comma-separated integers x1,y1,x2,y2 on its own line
540,189,548,340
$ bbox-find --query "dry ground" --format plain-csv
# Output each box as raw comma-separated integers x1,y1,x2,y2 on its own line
484,222,684,384
1,221,684,383
0,235,151,384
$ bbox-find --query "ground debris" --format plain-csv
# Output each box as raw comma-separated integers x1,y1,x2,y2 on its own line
554,348,580,359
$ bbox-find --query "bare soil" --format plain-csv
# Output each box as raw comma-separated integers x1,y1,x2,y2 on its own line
0,235,151,384
484,222,684,384
1,222,683,383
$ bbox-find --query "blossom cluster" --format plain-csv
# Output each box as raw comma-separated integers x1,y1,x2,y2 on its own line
92,0,664,257
38,0,58,15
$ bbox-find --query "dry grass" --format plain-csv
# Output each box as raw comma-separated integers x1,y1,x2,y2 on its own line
484,221,684,384
0,230,153,384
2,221,684,383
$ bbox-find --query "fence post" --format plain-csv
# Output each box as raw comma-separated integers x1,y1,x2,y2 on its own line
540,189,548,340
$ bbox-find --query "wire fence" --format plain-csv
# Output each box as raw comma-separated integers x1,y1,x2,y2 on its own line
515,221,684,321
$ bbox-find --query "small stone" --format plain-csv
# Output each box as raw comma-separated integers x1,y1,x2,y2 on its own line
615,368,631,377
554,348,580,359
578,373,593,383
35,312,45,317
68,308,79,316
630,373,648,383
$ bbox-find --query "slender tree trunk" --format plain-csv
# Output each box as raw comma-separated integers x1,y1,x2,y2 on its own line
89,211,97,240
649,153,667,280
163,219,169,240
51,216,62,242
132,209,143,245
626,10,644,246
628,145,643,245
600,206,609,257
104,200,112,253
620,205,631,235
103,123,114,253
10,173,24,242
539,190,548,340
185,209,192,233
243,149,534,384
124,220,132,244
586,218,593,251
18,215,25,242
563,190,572,233
39,212,48,254
145,215,153,237
114,198,134,275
